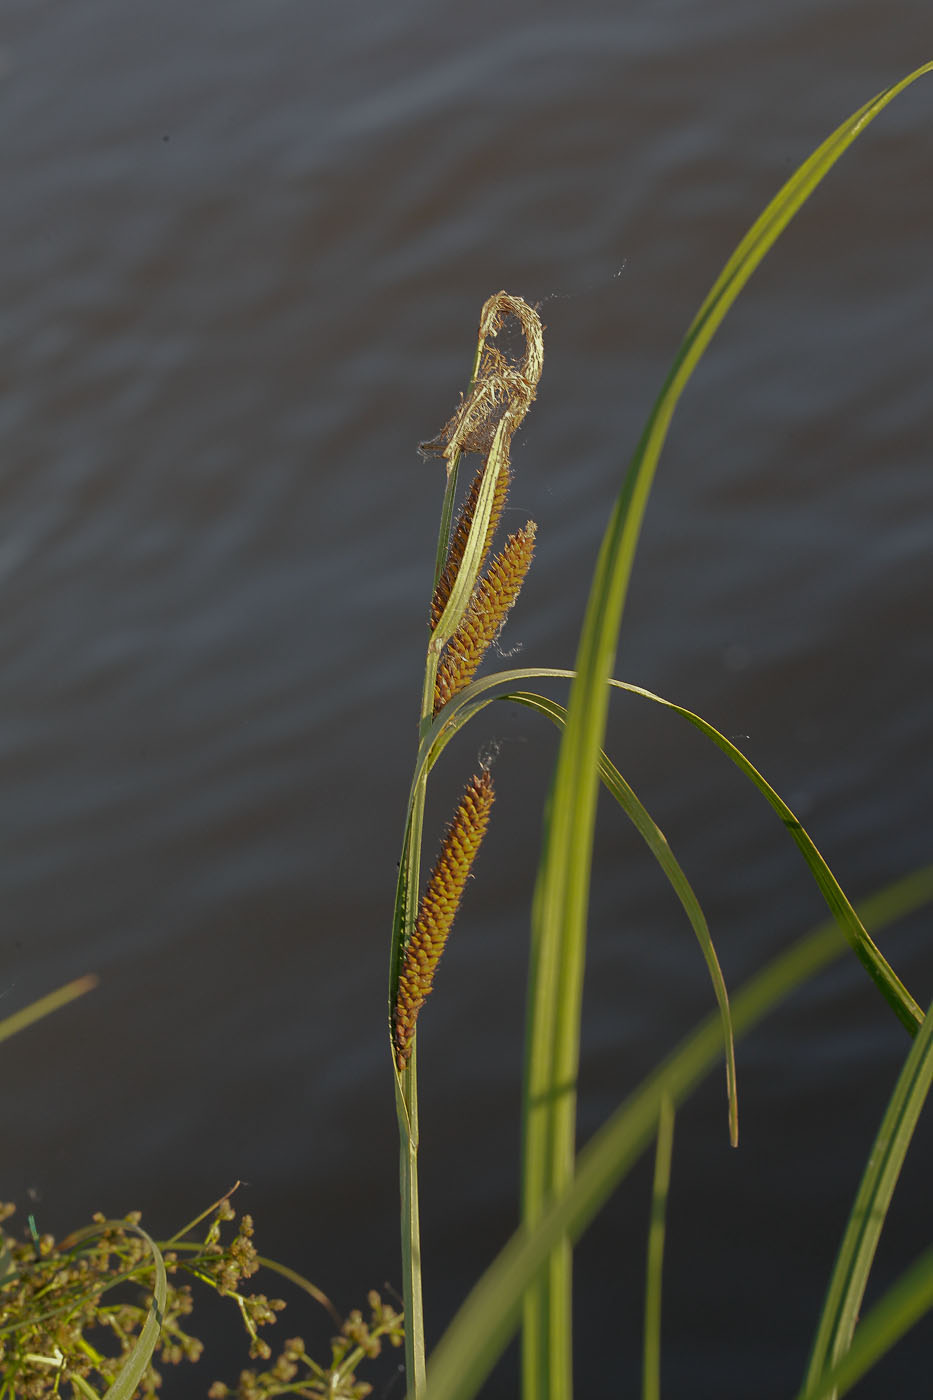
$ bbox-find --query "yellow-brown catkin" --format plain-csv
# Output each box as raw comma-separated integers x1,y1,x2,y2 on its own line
433,522,536,715
429,455,511,631
393,770,495,1070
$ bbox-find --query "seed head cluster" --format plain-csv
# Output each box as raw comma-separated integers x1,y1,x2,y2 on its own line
0,1198,291,1400
393,770,495,1069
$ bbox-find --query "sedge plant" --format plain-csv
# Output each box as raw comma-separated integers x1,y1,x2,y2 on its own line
4,56,931,1400
388,58,933,1400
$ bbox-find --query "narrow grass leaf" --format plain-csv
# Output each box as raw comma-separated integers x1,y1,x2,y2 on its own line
101,1229,165,1400
0,976,98,1047
72,1376,103,1399
508,690,738,1146
608,680,924,1034
253,1256,343,1326
521,60,933,1397
430,459,512,631
388,805,419,1032
414,660,913,1131
643,1095,675,1400
430,418,510,651
56,1222,167,1400
418,867,933,1400
795,1248,933,1400
802,990,933,1394
417,662,923,1036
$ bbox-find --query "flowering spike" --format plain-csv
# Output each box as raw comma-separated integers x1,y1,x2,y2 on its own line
393,770,495,1069
433,523,536,715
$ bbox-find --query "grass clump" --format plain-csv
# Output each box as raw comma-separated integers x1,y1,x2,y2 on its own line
387,58,933,1400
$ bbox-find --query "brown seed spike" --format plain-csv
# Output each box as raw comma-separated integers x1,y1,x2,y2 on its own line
393,770,495,1070
433,522,536,715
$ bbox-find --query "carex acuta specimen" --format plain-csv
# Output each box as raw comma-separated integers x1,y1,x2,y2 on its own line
391,291,543,1064
389,291,543,1397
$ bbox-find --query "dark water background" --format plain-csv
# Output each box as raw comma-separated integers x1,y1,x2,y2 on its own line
2,3,932,1396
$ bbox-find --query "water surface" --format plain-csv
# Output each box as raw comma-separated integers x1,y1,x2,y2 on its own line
2,3,931,1395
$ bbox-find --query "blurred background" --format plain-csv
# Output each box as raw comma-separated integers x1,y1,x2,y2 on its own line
1,2,931,1395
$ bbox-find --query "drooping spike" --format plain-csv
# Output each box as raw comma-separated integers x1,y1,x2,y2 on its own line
393,770,495,1070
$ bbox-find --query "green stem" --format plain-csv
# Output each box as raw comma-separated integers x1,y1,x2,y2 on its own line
394,777,428,1398
397,1050,426,1396
393,438,470,1393
393,299,534,1397
642,1095,675,1400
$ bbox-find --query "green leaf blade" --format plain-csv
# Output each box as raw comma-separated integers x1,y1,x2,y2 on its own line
418,868,933,1400
803,991,933,1393
519,57,933,1398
